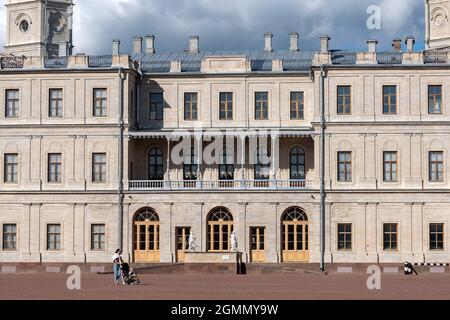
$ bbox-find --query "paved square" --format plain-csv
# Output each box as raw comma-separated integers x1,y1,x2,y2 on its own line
0,273,449,300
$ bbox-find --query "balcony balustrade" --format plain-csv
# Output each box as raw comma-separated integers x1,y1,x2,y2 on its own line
129,179,312,191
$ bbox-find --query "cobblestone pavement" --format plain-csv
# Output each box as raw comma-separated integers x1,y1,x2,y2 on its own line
0,273,449,300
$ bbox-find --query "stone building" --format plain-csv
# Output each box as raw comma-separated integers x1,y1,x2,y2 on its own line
0,0,449,265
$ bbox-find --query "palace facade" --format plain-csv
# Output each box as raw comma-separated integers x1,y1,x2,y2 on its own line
1,0,450,265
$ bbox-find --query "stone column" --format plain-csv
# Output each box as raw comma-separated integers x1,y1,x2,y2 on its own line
410,134,423,189
271,202,281,263
159,202,174,263
365,203,378,263
365,134,377,189
411,202,425,263
240,135,246,188
237,202,248,262
194,202,205,252
270,134,279,188
73,135,86,188
312,134,321,189
29,203,41,261
29,136,42,190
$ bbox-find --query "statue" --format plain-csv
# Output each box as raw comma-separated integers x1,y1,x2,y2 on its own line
188,231,196,252
230,231,238,252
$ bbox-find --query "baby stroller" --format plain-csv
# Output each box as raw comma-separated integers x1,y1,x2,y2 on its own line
121,263,140,285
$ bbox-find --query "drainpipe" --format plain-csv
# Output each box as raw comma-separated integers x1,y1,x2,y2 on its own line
118,68,125,250
319,65,327,272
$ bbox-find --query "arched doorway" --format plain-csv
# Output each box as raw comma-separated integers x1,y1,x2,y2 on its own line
133,207,160,263
207,207,234,252
282,207,309,262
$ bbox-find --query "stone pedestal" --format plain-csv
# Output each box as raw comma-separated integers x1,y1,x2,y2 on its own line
184,252,241,264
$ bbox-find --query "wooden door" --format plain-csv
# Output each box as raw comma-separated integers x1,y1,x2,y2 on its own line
250,227,266,262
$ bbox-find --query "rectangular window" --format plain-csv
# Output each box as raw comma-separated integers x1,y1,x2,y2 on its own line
93,88,107,117
255,92,269,120
149,92,164,120
337,151,352,182
91,224,106,251
429,151,444,182
383,85,397,114
183,145,198,181
383,223,398,251
337,86,351,115
48,153,62,183
428,85,443,114
429,223,444,251
337,223,352,251
219,92,233,120
184,92,198,121
47,224,61,251
383,151,398,182
290,91,304,120
49,89,63,118
92,153,107,183
4,153,18,183
5,89,19,118
2,224,17,251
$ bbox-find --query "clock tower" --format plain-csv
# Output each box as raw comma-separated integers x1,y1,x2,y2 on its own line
425,0,450,49
4,0,74,57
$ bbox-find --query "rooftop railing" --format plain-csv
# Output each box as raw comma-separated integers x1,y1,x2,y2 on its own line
424,51,448,64
88,55,113,68
376,52,403,64
0,56,25,69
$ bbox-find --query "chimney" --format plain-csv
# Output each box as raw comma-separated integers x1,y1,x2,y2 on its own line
264,32,273,52
405,36,415,53
290,32,299,51
367,39,378,53
58,41,69,57
320,35,330,54
112,39,120,56
392,38,402,52
189,36,199,54
133,36,143,54
145,35,155,54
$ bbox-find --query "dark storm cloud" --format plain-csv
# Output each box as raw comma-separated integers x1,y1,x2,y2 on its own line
0,0,425,54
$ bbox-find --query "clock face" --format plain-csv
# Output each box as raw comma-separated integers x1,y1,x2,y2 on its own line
50,12,67,34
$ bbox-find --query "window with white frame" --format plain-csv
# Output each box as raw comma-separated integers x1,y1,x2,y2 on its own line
2,224,17,251
91,224,106,251
4,153,18,183
5,89,19,118
47,224,61,251
92,153,107,183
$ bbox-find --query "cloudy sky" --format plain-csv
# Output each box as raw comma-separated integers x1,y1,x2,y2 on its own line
0,0,425,54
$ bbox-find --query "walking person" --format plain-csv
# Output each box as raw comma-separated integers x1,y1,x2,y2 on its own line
112,249,124,285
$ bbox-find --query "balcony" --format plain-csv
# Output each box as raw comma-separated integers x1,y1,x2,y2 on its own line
129,179,312,191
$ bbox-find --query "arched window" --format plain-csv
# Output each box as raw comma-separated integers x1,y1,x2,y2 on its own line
282,207,308,222
207,207,234,252
134,207,160,222
290,147,305,180
148,148,164,180
254,147,270,180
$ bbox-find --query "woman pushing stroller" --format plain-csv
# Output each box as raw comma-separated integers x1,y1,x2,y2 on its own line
112,249,140,285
